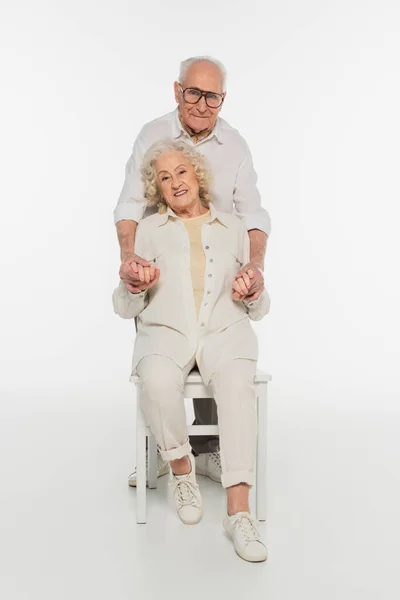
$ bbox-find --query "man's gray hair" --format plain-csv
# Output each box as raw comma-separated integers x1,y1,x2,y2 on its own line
178,56,227,92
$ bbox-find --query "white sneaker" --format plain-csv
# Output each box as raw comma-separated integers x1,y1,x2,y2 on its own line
195,452,222,483
169,453,202,525
223,512,268,562
128,451,169,487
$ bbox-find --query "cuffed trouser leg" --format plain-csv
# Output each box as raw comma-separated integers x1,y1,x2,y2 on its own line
209,359,257,489
136,355,196,461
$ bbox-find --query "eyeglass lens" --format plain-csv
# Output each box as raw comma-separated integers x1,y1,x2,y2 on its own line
183,88,222,108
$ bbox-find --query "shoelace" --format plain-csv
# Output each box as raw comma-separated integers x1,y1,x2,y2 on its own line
208,452,221,470
233,514,263,544
171,478,200,508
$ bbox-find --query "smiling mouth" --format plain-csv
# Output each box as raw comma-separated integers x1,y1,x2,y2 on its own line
174,189,188,197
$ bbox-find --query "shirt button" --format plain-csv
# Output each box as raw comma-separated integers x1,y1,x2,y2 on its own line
207,290,211,294
201,322,205,327
209,259,214,263
205,246,210,250
208,274,212,278
204,302,208,307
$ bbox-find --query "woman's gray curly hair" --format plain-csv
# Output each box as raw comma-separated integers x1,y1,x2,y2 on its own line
141,140,212,214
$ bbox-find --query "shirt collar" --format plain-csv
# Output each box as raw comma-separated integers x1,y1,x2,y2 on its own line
172,108,224,144
156,202,229,228
208,202,229,227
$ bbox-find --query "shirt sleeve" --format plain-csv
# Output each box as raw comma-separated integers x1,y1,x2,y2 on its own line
239,220,271,320
111,220,150,318
242,291,271,321
112,282,149,319
113,130,149,225
233,140,271,236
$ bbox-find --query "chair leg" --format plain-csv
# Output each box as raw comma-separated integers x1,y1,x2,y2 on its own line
148,434,158,489
136,387,147,524
256,382,268,521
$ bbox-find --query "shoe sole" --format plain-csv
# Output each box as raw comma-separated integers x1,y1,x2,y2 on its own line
223,521,268,563
234,546,268,563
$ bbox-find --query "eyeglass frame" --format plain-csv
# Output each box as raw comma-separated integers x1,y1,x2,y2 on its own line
178,84,225,108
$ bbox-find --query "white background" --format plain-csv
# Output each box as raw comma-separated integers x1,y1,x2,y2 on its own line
1,1,399,598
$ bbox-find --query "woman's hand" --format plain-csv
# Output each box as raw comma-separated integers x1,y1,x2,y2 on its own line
232,262,264,302
232,269,252,301
125,264,160,294
120,253,158,293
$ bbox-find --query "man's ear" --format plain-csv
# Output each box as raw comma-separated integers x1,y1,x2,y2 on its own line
173,81,180,103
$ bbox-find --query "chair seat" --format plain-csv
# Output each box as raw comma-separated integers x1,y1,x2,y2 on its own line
130,367,271,385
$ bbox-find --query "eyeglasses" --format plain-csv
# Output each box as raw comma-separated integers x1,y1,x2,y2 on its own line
179,85,224,109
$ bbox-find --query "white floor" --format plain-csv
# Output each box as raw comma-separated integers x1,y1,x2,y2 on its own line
1,384,399,600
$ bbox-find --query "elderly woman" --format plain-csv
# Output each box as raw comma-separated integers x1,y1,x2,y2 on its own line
113,140,270,562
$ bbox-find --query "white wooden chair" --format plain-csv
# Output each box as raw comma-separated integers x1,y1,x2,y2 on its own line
130,368,271,524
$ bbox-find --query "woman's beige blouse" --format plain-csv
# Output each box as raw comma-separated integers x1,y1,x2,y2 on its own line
112,203,270,384
182,210,210,317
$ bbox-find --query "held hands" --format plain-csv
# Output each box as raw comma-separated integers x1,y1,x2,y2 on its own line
119,253,160,294
120,255,263,298
232,262,265,302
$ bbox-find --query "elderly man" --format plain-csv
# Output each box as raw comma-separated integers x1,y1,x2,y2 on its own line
115,55,271,487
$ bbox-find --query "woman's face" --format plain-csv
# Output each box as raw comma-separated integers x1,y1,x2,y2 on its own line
155,152,200,213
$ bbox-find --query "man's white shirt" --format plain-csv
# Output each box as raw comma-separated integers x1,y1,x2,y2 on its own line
114,108,271,235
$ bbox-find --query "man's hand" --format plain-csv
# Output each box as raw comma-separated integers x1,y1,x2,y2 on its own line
232,262,264,302
120,253,159,294
126,266,161,294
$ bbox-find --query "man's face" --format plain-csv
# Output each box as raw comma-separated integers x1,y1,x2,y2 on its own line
174,61,225,133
